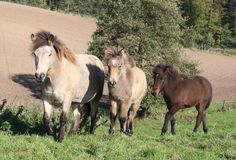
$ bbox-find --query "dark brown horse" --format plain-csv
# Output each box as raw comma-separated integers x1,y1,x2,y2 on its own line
151,64,212,135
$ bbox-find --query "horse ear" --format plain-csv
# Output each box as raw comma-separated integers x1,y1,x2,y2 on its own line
164,65,171,73
47,34,55,46
31,34,36,42
104,47,110,57
104,47,111,65
117,48,124,57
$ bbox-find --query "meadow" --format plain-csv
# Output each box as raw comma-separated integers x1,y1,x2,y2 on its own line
0,102,235,160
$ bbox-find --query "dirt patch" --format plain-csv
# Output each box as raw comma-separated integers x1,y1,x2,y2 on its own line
182,48,236,101
0,2,96,105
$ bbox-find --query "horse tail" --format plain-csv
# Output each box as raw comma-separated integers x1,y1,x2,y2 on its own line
205,96,212,110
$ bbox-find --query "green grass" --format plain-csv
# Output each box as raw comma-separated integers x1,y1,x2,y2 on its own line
0,103,235,160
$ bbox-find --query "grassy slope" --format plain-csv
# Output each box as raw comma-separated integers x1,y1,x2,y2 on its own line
0,103,235,160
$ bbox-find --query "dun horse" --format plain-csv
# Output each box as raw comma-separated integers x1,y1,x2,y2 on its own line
104,46,147,135
31,31,104,142
151,64,212,135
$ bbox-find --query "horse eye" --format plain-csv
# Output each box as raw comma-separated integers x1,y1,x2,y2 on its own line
49,53,52,57
156,74,159,77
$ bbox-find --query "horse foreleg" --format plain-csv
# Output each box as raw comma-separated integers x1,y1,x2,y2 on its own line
109,100,118,135
119,101,129,134
89,101,98,134
170,115,176,135
58,98,71,142
161,107,179,135
43,99,53,135
69,108,81,135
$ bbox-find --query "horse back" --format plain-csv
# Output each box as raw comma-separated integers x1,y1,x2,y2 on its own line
173,75,212,107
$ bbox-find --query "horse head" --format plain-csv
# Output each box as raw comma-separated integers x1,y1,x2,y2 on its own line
151,64,176,95
31,31,57,82
104,45,136,87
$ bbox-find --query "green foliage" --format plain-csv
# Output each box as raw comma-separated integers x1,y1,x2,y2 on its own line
181,0,236,48
0,103,236,159
0,106,45,135
86,0,199,112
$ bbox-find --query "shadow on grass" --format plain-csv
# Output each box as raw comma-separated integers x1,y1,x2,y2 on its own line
0,102,111,138
0,94,145,138
0,107,46,135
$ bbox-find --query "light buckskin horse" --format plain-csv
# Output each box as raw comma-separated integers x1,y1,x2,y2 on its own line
104,46,147,136
31,30,104,142
151,64,212,135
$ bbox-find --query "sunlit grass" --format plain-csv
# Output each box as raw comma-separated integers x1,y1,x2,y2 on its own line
0,102,235,160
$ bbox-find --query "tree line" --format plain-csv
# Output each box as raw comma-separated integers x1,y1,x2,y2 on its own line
4,0,235,49
181,0,236,49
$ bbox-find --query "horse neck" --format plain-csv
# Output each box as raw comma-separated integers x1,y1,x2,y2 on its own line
118,66,132,85
47,57,68,83
163,73,181,96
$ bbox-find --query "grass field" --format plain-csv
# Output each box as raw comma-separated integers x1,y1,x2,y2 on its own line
0,102,235,160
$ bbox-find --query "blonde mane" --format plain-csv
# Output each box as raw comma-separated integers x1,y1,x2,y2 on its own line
31,30,76,64
104,46,136,68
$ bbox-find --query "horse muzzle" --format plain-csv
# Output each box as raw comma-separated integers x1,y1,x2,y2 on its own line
35,72,46,82
108,80,117,88
151,87,160,96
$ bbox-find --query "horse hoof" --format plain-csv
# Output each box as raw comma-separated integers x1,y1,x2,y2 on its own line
126,130,133,136
171,132,176,135
203,128,208,134
161,132,165,136
120,130,127,135
57,135,64,142
68,131,76,136
127,132,133,137
109,129,114,135
46,129,53,136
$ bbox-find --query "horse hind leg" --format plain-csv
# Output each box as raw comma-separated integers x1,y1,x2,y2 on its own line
89,100,98,134
126,103,140,136
202,100,211,134
193,104,204,133
202,111,208,134
170,115,176,135
69,107,81,135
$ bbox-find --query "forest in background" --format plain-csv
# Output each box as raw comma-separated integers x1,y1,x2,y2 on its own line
2,0,236,49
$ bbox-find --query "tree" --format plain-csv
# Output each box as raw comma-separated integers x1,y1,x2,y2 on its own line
181,0,236,48
87,0,199,111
